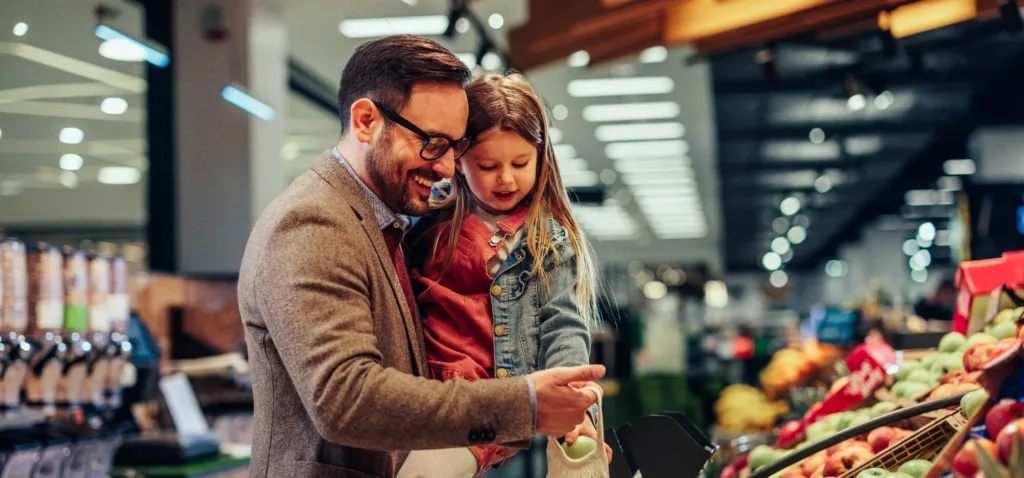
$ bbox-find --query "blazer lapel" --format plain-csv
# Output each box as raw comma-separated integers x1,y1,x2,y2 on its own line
311,150,425,374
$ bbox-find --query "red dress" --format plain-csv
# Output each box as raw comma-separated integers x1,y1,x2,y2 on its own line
411,205,529,475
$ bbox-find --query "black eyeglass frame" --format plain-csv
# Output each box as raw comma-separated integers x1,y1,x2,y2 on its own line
373,101,473,161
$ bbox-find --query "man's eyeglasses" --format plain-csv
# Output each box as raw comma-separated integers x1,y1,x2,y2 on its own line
373,101,473,161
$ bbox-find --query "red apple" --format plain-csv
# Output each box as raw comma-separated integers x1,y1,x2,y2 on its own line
822,446,873,477
781,467,805,478
929,383,959,400
943,370,969,385
721,464,737,478
810,465,825,478
868,427,898,453
995,417,1024,462
986,400,1024,439
964,343,1000,372
777,420,806,449
826,440,871,456
951,438,997,478
801,450,827,476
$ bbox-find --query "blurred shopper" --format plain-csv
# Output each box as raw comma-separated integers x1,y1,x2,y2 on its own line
914,278,957,322
400,73,611,477
237,36,603,478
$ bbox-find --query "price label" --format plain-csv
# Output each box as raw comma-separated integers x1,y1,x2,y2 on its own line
803,340,896,425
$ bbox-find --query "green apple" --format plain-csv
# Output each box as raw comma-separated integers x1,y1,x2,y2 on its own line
897,459,933,478
960,388,989,419
989,321,1017,340
839,410,871,430
940,353,965,373
870,401,898,417
993,308,1017,324
964,332,998,349
921,352,943,367
938,332,967,353
906,369,941,385
895,360,923,381
560,435,598,460
894,381,931,400
748,444,777,472
888,473,914,478
857,468,889,478
824,413,844,428
806,420,836,442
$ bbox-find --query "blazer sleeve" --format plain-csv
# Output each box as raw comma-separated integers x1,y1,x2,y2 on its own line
254,204,534,451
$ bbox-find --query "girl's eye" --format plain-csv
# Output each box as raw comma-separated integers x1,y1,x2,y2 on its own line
478,164,497,171
512,162,528,168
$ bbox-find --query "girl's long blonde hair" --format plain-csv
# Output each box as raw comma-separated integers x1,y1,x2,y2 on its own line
434,72,601,327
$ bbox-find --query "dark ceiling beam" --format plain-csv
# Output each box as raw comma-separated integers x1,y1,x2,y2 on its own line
718,120,946,140
718,155,892,174
790,49,1024,270
713,69,977,95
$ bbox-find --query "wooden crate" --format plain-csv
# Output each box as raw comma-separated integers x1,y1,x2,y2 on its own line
839,409,969,478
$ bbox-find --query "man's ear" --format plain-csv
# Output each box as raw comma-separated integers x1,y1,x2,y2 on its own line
350,98,380,143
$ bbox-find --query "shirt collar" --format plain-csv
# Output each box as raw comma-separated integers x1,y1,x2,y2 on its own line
332,147,409,231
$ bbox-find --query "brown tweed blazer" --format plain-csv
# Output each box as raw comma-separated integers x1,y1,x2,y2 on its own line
238,151,534,477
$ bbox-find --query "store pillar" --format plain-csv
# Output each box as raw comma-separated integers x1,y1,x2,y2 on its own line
145,0,287,275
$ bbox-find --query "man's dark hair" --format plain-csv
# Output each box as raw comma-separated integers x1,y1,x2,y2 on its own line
337,35,471,133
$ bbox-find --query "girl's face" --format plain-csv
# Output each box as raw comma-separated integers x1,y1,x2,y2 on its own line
458,128,538,215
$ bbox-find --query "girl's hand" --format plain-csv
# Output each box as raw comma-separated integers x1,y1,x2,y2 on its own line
564,417,613,463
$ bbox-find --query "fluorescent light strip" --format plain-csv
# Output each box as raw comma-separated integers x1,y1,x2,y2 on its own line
95,25,168,67
561,171,598,187
558,157,589,171
0,43,146,93
339,15,449,38
639,46,668,63
606,140,688,160
582,101,680,122
567,77,674,98
553,144,577,159
97,166,141,185
222,86,276,121
613,157,690,172
595,122,685,142
622,176,695,188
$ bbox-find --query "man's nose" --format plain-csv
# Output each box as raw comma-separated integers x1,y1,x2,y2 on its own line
432,150,456,179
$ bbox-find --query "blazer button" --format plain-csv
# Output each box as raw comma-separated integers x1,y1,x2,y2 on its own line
496,368,509,378
494,325,508,336
490,285,503,296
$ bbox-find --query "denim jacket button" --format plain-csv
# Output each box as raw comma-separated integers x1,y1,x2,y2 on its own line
496,368,509,378
490,285,503,296
494,325,508,336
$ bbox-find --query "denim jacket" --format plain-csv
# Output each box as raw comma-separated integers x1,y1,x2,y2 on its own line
407,184,595,401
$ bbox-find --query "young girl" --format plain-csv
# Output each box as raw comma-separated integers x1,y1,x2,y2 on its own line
400,72,609,477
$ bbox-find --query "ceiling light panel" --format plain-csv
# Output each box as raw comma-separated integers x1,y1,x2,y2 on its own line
582,102,680,122
595,122,685,142
606,140,688,160
567,77,674,98
339,15,449,38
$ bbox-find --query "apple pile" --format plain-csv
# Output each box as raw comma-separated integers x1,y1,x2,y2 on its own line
890,332,992,401
853,459,932,478
951,392,1024,477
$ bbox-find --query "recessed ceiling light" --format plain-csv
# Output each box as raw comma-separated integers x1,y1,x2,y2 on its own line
339,15,449,38
548,127,563,144
814,175,832,193
567,77,674,98
600,169,617,185
772,217,789,234
59,127,84,144
943,159,976,176
582,101,680,122
60,153,83,171
771,237,791,255
809,127,826,144
847,93,866,111
100,97,128,115
780,196,801,216
13,22,28,37
480,52,502,71
281,142,300,161
874,90,894,110
551,104,569,121
60,171,78,189
456,17,470,34
98,39,147,62
825,259,848,278
606,140,688,160
567,50,590,68
639,45,667,63
762,252,782,271
769,270,788,288
98,166,142,185
456,53,477,69
595,122,684,142
911,268,928,283
488,13,504,29
787,226,807,244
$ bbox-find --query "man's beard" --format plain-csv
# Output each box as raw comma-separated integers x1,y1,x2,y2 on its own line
365,132,430,217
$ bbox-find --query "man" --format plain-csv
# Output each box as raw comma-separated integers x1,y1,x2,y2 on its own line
238,35,604,477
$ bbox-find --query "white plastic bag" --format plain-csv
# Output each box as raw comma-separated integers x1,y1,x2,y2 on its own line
546,383,610,478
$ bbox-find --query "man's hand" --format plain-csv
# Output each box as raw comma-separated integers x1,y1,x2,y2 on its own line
564,417,614,463
530,365,605,437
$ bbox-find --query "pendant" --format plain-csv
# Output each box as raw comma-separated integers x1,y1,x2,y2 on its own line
489,236,501,247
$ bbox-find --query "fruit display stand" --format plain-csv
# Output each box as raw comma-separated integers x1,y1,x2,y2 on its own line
840,409,969,478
